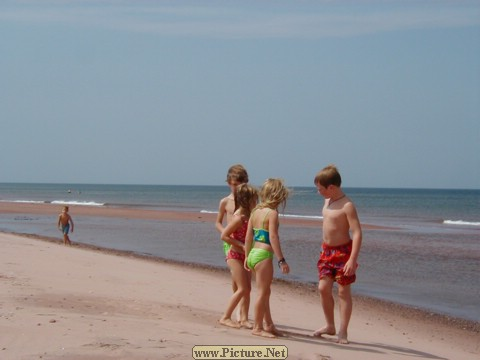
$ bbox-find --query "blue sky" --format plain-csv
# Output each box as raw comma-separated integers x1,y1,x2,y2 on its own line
1,0,479,189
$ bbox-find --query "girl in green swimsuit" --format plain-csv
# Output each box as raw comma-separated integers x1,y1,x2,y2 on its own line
244,178,290,338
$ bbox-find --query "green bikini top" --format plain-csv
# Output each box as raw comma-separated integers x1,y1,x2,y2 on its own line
253,209,271,246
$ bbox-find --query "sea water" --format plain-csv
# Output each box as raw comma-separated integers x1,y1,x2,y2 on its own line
0,183,478,322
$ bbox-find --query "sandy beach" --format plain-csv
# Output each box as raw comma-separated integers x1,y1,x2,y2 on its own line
0,202,479,360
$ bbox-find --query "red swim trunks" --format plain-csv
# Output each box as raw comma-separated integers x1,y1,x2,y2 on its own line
317,240,356,286
226,248,245,262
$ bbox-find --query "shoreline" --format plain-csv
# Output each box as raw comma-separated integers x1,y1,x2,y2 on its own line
0,201,393,230
1,232,478,360
6,230,479,334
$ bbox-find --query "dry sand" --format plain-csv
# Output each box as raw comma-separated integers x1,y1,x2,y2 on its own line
1,232,478,360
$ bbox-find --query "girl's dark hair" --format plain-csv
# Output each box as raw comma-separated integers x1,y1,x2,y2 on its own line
234,183,258,217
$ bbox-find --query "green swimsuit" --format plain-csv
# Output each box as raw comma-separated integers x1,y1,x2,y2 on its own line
247,210,274,270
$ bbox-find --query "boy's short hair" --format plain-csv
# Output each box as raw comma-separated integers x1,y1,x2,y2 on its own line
314,164,342,187
226,164,249,184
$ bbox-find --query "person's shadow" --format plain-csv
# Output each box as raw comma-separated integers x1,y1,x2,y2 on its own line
277,325,448,360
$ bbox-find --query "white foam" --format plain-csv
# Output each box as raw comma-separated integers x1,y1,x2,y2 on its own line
1,200,46,204
443,220,480,226
51,200,105,207
200,210,322,220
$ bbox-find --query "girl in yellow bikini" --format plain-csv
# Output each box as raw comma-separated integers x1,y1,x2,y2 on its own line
244,178,290,338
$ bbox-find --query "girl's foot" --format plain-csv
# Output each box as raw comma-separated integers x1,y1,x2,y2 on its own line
252,329,276,338
313,325,336,337
337,331,349,344
219,318,241,329
265,324,283,337
240,320,253,329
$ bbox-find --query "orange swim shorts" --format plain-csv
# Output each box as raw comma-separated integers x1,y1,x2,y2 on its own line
317,240,356,286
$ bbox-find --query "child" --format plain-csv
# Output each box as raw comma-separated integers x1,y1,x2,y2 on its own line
313,164,362,344
244,178,290,338
57,206,74,246
215,164,249,254
219,184,258,329
215,164,251,326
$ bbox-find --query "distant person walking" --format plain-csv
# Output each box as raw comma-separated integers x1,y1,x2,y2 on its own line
57,206,74,246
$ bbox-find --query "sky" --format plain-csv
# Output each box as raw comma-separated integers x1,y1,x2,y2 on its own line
1,0,479,189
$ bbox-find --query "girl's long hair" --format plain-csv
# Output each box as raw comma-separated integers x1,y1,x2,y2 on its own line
234,183,258,217
256,178,289,211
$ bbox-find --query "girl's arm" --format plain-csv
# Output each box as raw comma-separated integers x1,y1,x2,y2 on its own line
244,217,254,271
220,214,244,249
268,210,289,274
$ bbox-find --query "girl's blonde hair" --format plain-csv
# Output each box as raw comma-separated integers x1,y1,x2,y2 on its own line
234,183,258,217
257,178,289,210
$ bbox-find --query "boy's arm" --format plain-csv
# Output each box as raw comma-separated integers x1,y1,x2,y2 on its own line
57,215,61,229
343,202,362,276
215,198,227,233
69,215,74,232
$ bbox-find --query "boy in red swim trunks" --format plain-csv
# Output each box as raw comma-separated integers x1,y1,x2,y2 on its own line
313,164,362,344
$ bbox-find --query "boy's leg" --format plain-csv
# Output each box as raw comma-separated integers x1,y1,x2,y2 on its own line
314,277,336,336
337,284,352,344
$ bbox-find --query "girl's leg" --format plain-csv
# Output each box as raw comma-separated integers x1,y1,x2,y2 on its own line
252,259,275,338
263,300,282,336
239,271,253,328
314,277,336,337
219,260,250,328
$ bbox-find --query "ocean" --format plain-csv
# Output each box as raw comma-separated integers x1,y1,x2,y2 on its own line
0,183,478,322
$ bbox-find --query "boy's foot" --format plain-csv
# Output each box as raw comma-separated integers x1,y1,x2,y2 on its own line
252,329,276,338
337,331,349,344
219,318,241,329
313,326,336,337
240,320,253,329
